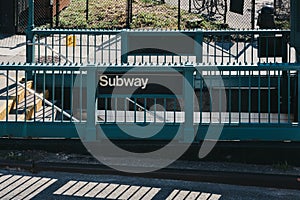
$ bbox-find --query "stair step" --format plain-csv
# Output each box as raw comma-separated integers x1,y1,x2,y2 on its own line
6,90,49,121
0,80,33,120
34,105,58,122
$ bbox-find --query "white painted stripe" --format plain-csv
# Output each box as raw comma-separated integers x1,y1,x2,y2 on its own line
129,187,151,200
12,178,51,200
208,194,222,200
0,176,31,198
84,183,108,198
74,182,98,197
63,181,88,196
0,175,22,191
53,180,77,195
0,175,13,184
118,186,140,200
141,188,161,200
107,184,130,199
1,177,41,200
23,178,57,200
173,190,190,200
166,189,180,200
96,183,119,198
197,193,211,200
185,192,201,200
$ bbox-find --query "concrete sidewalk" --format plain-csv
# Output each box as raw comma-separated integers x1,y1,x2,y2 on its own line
0,34,26,63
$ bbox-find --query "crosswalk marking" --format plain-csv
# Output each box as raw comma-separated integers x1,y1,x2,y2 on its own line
74,182,99,197
84,183,109,198
1,177,41,200
96,183,119,198
63,181,88,196
0,176,31,198
12,178,51,200
166,190,222,200
173,190,190,200
208,194,222,200
107,184,130,199
141,188,161,200
22,178,57,200
118,185,140,199
53,180,77,195
0,175,22,191
185,192,200,200
0,175,11,184
129,186,151,200
166,189,180,200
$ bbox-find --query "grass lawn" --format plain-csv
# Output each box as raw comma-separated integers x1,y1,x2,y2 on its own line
57,0,225,29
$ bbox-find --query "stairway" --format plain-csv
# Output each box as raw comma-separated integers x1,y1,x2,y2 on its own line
0,78,56,122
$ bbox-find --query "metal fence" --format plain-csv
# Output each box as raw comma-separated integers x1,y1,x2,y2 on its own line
0,63,300,141
29,29,296,65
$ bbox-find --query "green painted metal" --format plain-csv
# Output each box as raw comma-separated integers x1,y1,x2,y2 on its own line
0,63,299,141
26,0,35,63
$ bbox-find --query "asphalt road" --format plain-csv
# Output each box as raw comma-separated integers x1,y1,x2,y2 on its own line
0,169,299,200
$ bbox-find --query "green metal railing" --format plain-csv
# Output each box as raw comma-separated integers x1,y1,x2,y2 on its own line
0,63,299,141
29,29,295,65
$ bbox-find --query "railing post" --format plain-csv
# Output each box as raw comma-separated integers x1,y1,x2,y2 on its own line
194,31,203,63
183,66,194,143
298,71,300,124
26,0,35,63
86,65,97,141
121,31,128,64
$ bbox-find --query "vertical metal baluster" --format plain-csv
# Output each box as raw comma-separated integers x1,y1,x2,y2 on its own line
15,70,18,121
124,98,127,123
94,35,97,64
42,71,45,122
236,34,239,63
221,35,224,64
52,34,54,63
73,34,76,63
154,98,157,123
219,78,222,123
173,97,176,123
61,71,64,122
66,34,69,63
268,70,271,123
244,35,246,63
108,35,110,63
278,70,281,124
288,70,291,123
229,34,232,63
199,74,203,124
80,34,83,64
134,97,137,123
34,70,37,122
52,69,55,122
87,34,90,63
144,98,147,123
6,70,9,121
24,71,27,122
101,34,104,63
206,38,209,63
45,36,48,63
38,35,41,62
58,34,61,63
238,70,241,123
164,98,167,123
105,97,107,123
258,70,261,123
251,34,254,64
70,71,73,122
214,35,217,64
80,71,83,122
209,71,212,123
115,35,118,64
115,98,117,123
248,70,251,123
229,71,232,124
